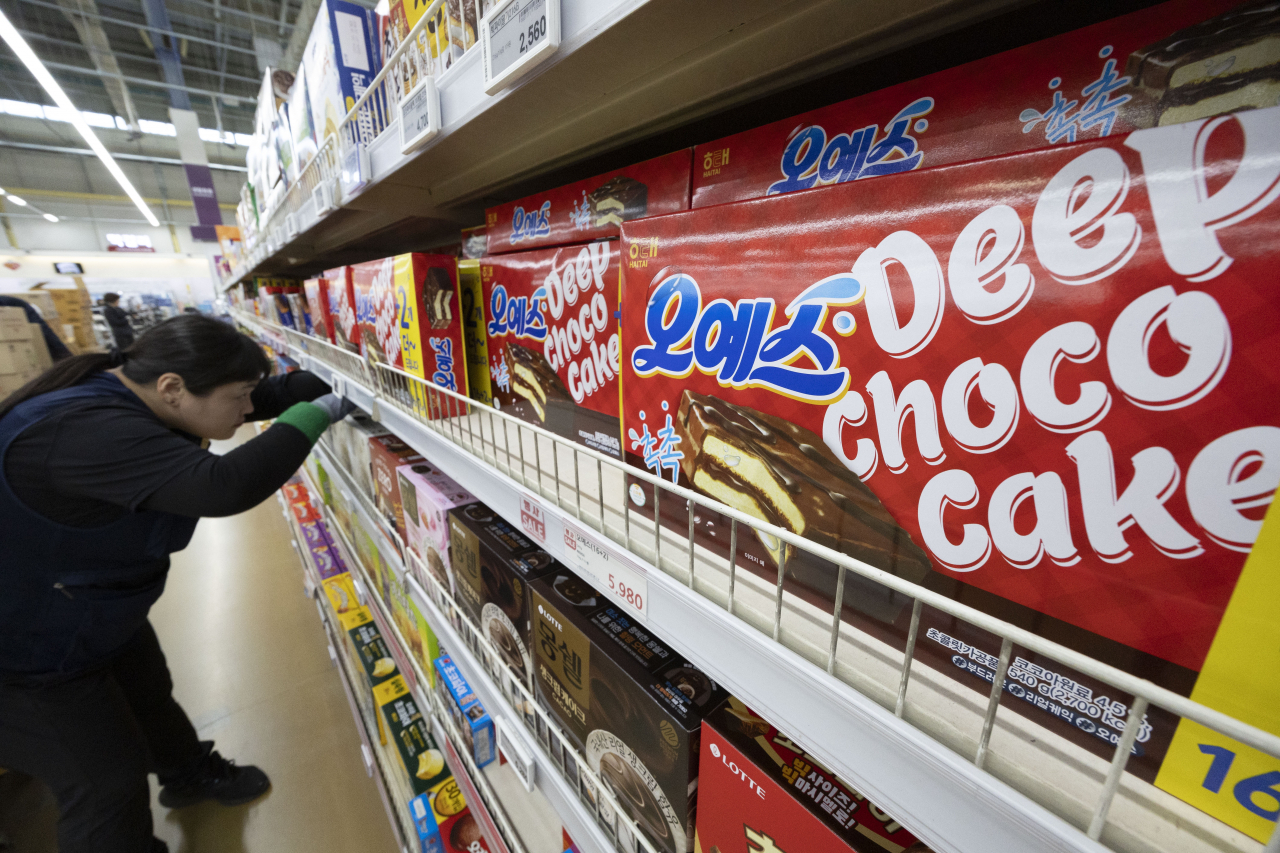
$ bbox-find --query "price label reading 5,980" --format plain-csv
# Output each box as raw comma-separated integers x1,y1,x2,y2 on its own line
481,0,560,95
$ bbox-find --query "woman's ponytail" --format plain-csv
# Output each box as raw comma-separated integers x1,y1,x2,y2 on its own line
0,315,269,420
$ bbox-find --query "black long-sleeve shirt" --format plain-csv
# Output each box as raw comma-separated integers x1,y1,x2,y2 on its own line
103,303,134,349
4,370,330,526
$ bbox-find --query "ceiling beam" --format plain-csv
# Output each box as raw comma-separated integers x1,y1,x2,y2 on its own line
12,57,259,101
16,0,261,56
166,0,294,32
17,28,261,83
0,138,248,171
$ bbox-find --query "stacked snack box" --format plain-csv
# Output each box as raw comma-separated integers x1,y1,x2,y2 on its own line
691,0,1254,209
698,697,931,852
447,502,557,695
434,655,496,769
397,461,476,600
479,243,623,457
530,565,726,853
304,277,337,344
484,150,692,254
619,101,1280,815
369,433,425,543
391,253,469,415
324,265,361,354
457,259,492,406
352,257,398,364
302,0,382,147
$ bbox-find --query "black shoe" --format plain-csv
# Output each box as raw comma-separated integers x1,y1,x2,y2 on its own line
158,741,271,808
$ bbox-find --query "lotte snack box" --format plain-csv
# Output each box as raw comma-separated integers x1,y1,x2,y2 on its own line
324,265,361,354
530,565,726,853
485,149,693,254
397,461,476,599
304,277,336,344
392,253,469,413
621,108,1280,834
481,242,623,458
699,697,929,853
692,0,1267,209
447,502,557,693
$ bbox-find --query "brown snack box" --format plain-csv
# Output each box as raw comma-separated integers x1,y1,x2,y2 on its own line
0,307,30,342
446,501,557,693
367,434,424,543
530,565,726,853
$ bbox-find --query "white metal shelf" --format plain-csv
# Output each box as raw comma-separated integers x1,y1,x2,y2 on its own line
246,312,1280,853
305,442,628,853
220,0,1033,287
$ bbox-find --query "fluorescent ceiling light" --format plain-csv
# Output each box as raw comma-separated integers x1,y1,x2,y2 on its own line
0,9,160,227
43,213,58,222
6,195,26,206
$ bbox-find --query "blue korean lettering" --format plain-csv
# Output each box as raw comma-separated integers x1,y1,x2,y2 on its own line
485,284,547,341
510,200,552,244
627,413,683,482
631,273,700,376
630,272,864,402
767,98,934,196
1020,55,1132,144
429,338,456,390
491,354,510,393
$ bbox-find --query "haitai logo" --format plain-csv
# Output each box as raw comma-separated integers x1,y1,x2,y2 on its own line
768,97,934,195
632,111,1280,574
488,242,619,404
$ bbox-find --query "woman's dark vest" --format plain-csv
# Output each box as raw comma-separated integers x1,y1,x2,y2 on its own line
0,373,198,678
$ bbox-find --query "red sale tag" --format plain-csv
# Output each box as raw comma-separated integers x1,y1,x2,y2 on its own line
519,493,546,544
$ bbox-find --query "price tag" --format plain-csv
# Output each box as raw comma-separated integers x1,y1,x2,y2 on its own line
480,0,560,96
562,521,648,621
329,372,347,400
497,720,536,792
399,76,441,155
519,493,546,544
339,141,369,198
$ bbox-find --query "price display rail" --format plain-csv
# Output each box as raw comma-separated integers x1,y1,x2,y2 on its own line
240,311,1280,853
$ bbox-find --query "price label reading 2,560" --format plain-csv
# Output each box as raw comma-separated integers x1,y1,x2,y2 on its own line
518,15,546,54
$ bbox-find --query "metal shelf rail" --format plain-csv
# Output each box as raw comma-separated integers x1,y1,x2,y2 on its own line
243,310,1280,853
304,439,656,853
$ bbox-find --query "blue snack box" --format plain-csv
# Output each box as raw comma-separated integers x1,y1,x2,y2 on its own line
433,655,496,768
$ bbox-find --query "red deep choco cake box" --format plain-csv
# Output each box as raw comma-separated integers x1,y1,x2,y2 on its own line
304,277,336,344
698,697,930,853
691,0,1263,208
481,242,623,458
351,257,400,368
620,107,1280,777
324,265,361,354
485,149,693,254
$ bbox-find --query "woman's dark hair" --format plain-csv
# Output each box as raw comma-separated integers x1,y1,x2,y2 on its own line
0,315,270,419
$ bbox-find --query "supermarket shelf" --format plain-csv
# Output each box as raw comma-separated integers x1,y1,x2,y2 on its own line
305,372,1109,853
308,441,624,853
252,315,1280,853
276,496,412,853
221,0,1025,285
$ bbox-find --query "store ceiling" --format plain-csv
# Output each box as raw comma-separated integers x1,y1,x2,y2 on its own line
0,0,292,134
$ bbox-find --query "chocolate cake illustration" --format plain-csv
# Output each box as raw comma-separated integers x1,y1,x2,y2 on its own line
423,265,454,329
672,389,932,580
1124,0,1280,126
587,176,648,228
506,342,571,422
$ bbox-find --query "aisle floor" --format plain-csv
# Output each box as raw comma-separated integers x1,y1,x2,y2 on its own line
0,427,400,853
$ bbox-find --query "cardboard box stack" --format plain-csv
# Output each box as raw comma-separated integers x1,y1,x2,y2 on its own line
0,306,53,398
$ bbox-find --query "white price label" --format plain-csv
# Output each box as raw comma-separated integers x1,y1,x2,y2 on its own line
399,77,440,154
329,373,347,399
481,0,559,95
562,521,648,620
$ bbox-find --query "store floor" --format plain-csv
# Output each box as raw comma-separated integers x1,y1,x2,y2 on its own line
0,426,399,853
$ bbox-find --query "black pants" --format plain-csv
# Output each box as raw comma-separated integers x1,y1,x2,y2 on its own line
0,622,202,853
